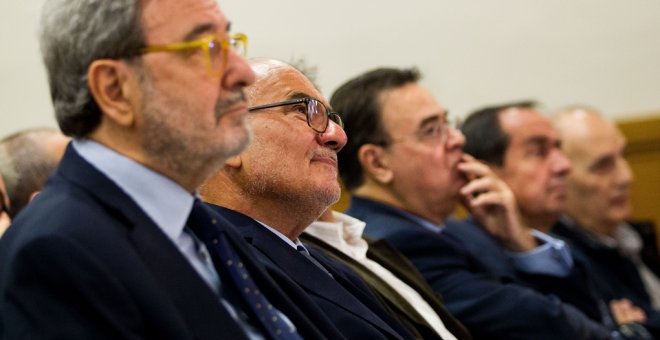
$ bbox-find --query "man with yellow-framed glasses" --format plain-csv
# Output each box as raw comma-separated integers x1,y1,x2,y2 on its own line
0,0,326,338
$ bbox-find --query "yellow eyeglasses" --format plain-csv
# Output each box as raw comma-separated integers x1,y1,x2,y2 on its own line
136,33,248,77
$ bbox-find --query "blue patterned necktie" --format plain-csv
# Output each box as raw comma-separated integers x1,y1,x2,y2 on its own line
186,199,302,339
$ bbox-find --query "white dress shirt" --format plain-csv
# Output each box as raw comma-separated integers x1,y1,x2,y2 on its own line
305,211,457,340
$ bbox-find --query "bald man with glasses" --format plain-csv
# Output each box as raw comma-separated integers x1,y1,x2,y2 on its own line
201,58,413,340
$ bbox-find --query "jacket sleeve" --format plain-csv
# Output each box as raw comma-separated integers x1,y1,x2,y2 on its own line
386,230,613,340
1,236,150,340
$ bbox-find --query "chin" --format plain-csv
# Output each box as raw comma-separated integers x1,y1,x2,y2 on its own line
609,207,632,223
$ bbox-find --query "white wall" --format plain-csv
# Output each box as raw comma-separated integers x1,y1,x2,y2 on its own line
1,0,659,137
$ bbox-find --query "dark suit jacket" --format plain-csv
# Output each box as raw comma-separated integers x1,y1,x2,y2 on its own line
301,232,472,340
0,145,325,339
628,220,660,278
553,219,660,336
347,196,613,340
207,204,414,340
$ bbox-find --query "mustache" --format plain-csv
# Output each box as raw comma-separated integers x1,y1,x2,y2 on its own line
214,90,247,121
313,149,338,162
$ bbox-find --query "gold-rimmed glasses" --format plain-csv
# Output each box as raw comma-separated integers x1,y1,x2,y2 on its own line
135,33,248,77
248,97,344,134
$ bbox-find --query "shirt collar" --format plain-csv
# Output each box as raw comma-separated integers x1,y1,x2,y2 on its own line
255,219,304,250
305,211,369,260
73,139,194,243
398,209,445,233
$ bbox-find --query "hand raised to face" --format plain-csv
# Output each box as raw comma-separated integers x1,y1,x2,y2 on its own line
457,154,537,252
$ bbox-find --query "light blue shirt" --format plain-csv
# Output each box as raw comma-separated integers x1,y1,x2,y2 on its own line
399,209,573,276
72,139,222,291
73,139,266,339
257,220,305,250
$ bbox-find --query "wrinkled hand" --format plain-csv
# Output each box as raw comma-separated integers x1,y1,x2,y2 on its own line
610,299,647,325
458,155,536,252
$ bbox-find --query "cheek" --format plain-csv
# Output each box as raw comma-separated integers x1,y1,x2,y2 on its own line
570,180,603,209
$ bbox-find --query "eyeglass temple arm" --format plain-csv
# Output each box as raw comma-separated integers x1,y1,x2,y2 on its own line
248,98,307,112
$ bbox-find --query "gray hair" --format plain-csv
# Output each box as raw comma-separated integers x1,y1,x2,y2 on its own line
0,128,68,218
39,0,144,137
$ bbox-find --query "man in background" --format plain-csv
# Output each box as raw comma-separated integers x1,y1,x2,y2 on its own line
461,101,653,335
332,67,619,339
553,107,660,335
0,128,69,218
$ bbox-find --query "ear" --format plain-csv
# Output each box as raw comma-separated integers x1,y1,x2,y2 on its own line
225,154,242,169
87,59,137,127
358,144,393,184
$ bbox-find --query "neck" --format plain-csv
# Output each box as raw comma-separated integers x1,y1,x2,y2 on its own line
519,211,557,233
201,175,326,241
567,212,618,237
90,129,221,193
353,184,449,225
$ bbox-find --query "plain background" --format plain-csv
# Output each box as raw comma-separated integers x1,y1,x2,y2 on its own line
1,0,659,137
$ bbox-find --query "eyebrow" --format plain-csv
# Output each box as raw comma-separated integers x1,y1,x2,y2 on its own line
524,135,560,148
182,23,216,42
417,110,448,129
182,21,230,42
283,91,313,101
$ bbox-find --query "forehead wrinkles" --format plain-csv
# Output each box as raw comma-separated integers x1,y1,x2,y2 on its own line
249,68,320,105
140,0,223,40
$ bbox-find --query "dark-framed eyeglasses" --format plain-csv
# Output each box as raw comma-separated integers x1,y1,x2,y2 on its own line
248,97,344,134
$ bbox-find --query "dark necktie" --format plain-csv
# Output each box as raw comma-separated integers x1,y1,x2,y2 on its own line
296,245,333,278
186,199,302,339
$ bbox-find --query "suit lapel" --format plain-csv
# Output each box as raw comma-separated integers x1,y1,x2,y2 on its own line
214,206,403,339
368,239,472,340
57,146,247,340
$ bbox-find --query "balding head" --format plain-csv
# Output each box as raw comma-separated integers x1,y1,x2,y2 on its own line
201,58,347,240
554,107,633,235
246,59,303,103
0,128,69,218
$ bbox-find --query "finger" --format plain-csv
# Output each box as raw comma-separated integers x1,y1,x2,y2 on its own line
460,176,498,197
457,160,492,180
467,191,506,209
618,299,632,308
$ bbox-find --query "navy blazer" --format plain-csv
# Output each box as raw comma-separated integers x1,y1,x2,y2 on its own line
0,145,325,339
553,219,660,337
348,196,613,340
207,204,414,340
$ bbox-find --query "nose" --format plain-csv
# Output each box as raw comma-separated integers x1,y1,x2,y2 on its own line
446,126,465,150
317,120,347,152
221,49,256,90
616,157,634,187
551,149,572,177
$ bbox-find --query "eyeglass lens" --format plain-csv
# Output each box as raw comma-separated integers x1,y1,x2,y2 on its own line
306,99,343,133
208,36,246,75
